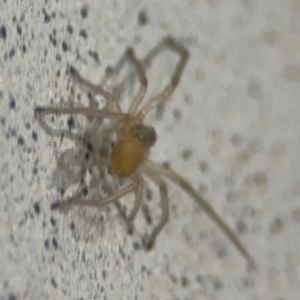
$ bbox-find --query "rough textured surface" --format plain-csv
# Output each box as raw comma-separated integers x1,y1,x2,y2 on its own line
1,1,300,299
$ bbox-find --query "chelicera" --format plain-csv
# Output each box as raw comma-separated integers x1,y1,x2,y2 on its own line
35,37,256,269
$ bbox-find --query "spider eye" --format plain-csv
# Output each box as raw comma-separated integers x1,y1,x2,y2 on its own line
110,137,145,177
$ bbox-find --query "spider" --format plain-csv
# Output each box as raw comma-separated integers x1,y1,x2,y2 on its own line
35,36,256,270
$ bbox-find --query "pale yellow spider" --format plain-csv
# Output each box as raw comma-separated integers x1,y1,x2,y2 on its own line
35,37,256,270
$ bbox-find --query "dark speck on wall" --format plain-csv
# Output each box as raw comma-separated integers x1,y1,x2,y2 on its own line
102,270,107,280
80,5,89,18
17,136,24,145
138,10,149,26
62,41,68,52
67,116,74,129
52,237,58,249
51,277,58,288
20,13,25,23
44,239,49,249
79,29,87,39
11,128,16,137
33,202,40,214
49,34,57,47
9,48,15,59
56,54,61,61
32,131,38,141
88,50,99,63
42,8,51,23
70,222,75,230
8,294,17,300
17,24,22,35
60,188,65,196
9,98,16,109
50,216,57,227
67,24,73,34
0,25,7,40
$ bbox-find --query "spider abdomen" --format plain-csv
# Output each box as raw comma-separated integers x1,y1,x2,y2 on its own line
110,137,146,177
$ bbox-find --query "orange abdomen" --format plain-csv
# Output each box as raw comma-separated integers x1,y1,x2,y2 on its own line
110,137,145,177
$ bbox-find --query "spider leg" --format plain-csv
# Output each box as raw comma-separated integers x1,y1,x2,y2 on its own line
86,88,99,109
137,36,189,120
146,178,169,250
140,168,169,249
70,66,122,113
141,159,257,270
126,174,144,232
102,47,148,108
35,83,104,140
113,174,144,234
35,106,129,121
85,91,101,123
52,175,140,211
51,190,82,212
35,93,113,141
35,112,78,141
125,49,148,115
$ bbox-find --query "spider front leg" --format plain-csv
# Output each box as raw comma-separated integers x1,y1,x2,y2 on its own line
102,46,148,115
35,106,128,121
125,48,148,115
137,36,189,120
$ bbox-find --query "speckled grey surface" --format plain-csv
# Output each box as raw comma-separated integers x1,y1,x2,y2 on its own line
1,1,300,299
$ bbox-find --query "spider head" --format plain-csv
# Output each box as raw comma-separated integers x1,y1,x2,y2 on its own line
127,124,157,149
